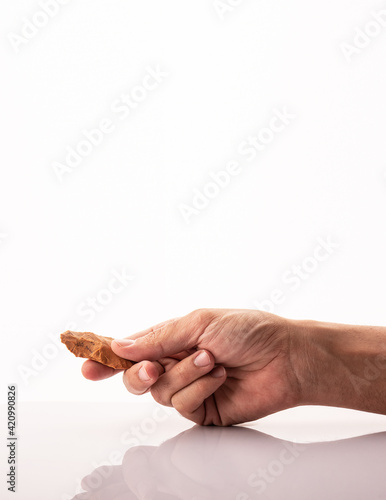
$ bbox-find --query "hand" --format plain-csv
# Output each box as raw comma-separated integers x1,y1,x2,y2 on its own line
82,309,304,425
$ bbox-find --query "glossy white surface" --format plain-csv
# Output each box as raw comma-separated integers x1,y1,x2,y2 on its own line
2,402,386,499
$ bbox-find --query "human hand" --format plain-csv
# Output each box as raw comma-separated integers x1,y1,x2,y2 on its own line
82,309,304,425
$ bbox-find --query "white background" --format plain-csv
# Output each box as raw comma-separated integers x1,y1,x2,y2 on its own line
1,0,386,406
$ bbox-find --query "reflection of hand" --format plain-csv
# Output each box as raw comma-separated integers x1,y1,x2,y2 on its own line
83,309,301,425
73,464,137,500
75,427,386,500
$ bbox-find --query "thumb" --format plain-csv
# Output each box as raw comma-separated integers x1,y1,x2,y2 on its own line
111,316,200,361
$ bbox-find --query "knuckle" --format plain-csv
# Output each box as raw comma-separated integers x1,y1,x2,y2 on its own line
171,389,195,415
170,392,186,414
173,360,190,381
142,327,166,357
190,308,209,320
150,385,172,407
143,328,157,345
189,309,214,329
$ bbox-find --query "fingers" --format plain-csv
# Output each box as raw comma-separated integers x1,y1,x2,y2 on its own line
80,464,121,491
150,350,218,407
123,318,181,341
122,447,158,499
111,317,189,361
81,359,123,381
122,355,186,395
111,310,213,362
171,366,227,425
122,360,165,395
81,318,182,383
81,357,165,390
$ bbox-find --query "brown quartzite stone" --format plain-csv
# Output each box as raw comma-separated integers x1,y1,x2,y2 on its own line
60,331,134,370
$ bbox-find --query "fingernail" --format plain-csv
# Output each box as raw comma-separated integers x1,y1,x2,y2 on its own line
211,366,226,378
114,339,136,347
138,366,151,382
194,351,211,367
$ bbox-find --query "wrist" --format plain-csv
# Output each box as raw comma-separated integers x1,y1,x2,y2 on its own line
288,318,386,413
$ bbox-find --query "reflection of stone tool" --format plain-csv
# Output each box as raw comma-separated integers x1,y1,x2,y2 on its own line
60,331,135,369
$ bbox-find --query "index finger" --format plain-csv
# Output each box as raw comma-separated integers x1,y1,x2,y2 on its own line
123,318,181,341
111,313,208,362
81,318,181,381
